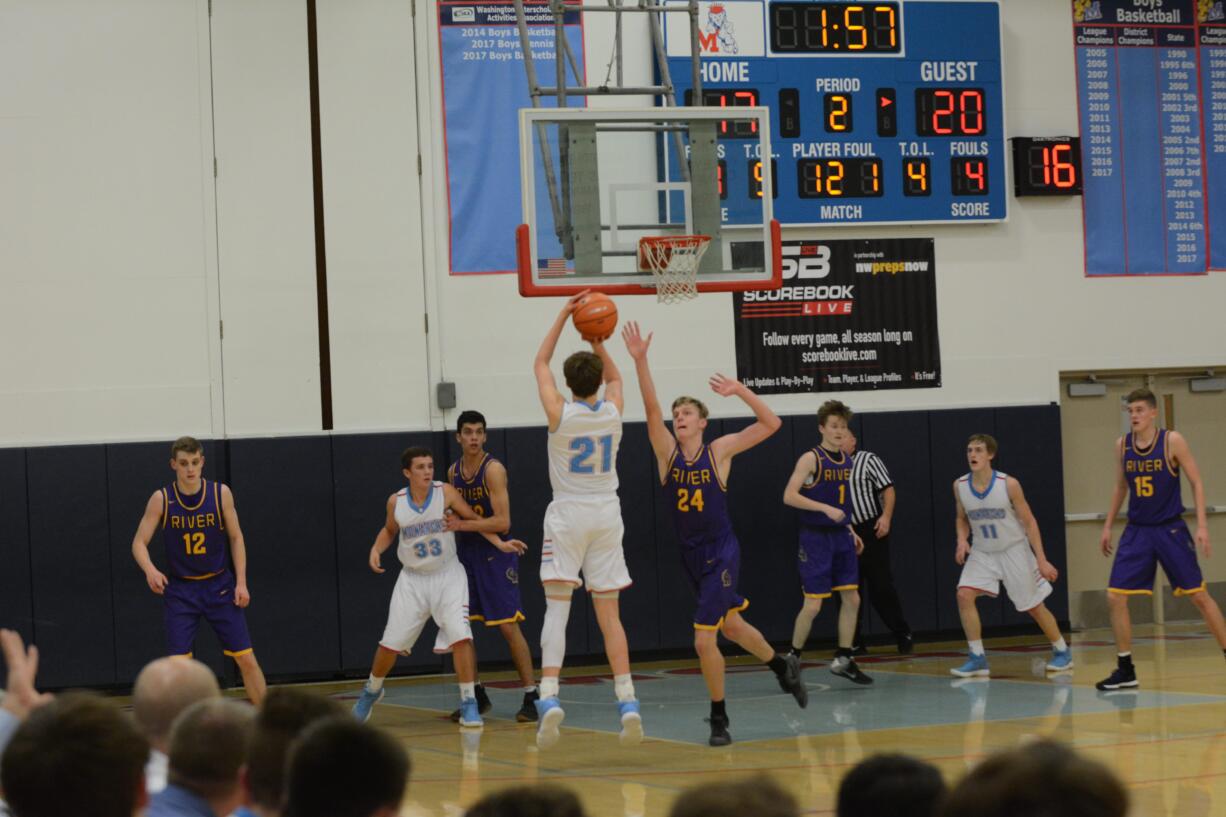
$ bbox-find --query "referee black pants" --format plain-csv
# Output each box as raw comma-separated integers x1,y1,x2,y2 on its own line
837,517,911,645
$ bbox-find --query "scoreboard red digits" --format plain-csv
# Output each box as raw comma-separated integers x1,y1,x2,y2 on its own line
1011,136,1083,196
915,88,985,137
664,0,1008,224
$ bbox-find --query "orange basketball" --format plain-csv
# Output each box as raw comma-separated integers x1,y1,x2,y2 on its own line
572,292,618,342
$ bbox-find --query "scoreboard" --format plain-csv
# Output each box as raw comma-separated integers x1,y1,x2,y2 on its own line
665,0,1007,226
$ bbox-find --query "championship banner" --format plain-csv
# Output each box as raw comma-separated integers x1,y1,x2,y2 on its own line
733,239,940,394
438,0,585,275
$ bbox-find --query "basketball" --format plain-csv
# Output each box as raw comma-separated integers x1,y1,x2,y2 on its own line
572,292,618,342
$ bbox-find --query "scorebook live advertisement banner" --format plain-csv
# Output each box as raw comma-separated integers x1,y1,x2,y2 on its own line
733,239,940,395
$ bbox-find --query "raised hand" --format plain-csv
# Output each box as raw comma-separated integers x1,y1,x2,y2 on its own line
708,373,743,397
621,321,652,360
1,629,54,719
561,289,590,318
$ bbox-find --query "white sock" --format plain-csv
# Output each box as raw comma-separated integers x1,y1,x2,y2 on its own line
540,676,560,699
968,640,985,656
614,673,636,702
1118,651,1131,658
541,595,572,669
367,674,385,692
523,684,537,694
460,682,476,700
1053,637,1068,652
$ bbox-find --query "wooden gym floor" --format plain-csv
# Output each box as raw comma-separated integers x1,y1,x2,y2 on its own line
313,622,1226,817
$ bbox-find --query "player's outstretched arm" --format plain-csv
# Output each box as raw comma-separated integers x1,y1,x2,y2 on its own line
1008,476,1057,582
1100,437,1128,556
709,374,781,466
954,481,971,565
219,485,251,608
369,494,398,574
782,451,844,522
446,461,511,534
621,321,675,473
444,484,527,555
1170,431,1211,557
535,291,587,429
131,491,169,595
591,338,624,415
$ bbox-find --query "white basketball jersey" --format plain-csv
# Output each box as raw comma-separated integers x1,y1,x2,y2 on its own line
548,400,622,497
957,471,1027,554
394,482,456,572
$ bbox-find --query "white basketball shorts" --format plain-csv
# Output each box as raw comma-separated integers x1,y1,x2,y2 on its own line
379,557,473,654
540,495,632,592
958,543,1052,612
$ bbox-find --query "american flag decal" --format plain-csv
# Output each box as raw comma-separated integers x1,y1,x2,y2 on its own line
539,257,570,277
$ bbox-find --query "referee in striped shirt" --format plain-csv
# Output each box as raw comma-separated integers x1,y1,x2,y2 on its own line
839,431,913,654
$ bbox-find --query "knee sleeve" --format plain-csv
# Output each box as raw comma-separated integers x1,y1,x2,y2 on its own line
541,590,573,669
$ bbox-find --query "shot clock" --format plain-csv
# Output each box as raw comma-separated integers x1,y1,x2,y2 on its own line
664,0,1007,225
1011,137,1083,197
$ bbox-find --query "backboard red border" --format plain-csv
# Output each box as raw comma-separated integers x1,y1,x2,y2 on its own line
517,220,783,297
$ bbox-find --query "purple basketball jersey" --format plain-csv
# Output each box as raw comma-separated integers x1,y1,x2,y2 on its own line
663,444,732,546
1124,429,1183,525
799,446,852,528
161,481,229,579
451,454,508,541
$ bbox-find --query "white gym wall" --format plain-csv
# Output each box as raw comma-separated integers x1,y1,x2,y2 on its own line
1,0,1224,445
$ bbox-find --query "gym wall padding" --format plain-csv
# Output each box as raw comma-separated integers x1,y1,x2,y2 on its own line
0,449,33,689
27,445,116,688
227,436,342,678
1,404,1067,690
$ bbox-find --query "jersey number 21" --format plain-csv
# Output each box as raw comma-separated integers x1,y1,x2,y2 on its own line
569,435,613,474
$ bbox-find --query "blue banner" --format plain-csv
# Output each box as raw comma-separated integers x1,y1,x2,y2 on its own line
438,1,585,274
1073,0,1219,275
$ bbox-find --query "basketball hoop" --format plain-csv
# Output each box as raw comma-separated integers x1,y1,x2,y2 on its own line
638,235,711,304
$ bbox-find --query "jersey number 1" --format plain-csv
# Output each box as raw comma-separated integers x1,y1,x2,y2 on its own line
182,532,206,555
569,435,613,474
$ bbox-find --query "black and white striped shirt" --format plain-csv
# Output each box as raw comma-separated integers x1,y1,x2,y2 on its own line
849,450,893,525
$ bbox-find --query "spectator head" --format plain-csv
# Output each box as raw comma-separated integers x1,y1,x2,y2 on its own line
0,692,149,817
166,698,254,815
132,656,221,753
837,754,946,817
941,740,1128,817
668,775,798,817
464,785,588,817
842,430,858,455
282,719,409,817
243,688,344,814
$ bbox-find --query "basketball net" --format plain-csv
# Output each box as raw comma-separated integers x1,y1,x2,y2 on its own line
638,235,710,304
